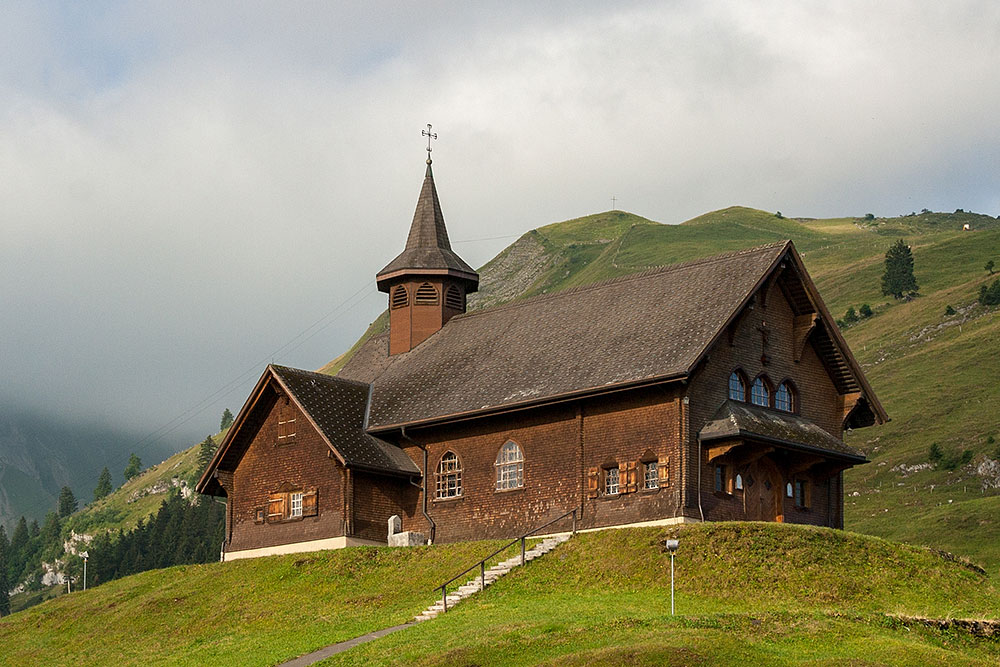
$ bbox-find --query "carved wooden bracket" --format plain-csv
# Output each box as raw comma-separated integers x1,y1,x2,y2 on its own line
707,442,741,461
839,392,862,427
793,313,819,362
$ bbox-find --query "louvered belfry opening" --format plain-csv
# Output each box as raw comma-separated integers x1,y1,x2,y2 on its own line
415,282,439,305
391,285,409,309
445,284,463,311
375,160,479,355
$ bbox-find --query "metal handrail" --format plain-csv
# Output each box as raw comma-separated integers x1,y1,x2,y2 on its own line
435,507,578,613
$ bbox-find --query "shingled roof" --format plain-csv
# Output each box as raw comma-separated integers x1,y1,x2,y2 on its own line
699,400,867,462
269,366,419,475
376,163,479,291
343,242,795,430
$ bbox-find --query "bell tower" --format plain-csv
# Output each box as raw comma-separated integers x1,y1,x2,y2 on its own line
376,129,479,355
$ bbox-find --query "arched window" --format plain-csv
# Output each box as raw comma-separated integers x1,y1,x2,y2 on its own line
775,381,795,412
751,377,770,407
435,451,462,499
735,473,744,491
728,371,747,401
415,282,439,305
445,284,464,310
495,440,524,491
391,285,408,309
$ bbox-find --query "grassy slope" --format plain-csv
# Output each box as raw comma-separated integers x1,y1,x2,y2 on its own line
333,524,1000,666
4,524,998,665
325,206,1000,574
64,427,230,537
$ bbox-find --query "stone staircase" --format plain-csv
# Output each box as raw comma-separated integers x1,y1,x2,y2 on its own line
414,534,571,622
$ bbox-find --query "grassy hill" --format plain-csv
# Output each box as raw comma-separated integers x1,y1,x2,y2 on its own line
324,206,1000,573
2,524,998,665
63,427,228,538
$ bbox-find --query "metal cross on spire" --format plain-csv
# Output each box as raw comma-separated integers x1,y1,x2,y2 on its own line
422,123,437,164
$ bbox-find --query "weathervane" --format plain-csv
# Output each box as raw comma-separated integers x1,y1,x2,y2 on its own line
422,123,437,164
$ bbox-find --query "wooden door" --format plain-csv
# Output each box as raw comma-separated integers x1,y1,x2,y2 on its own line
744,457,783,522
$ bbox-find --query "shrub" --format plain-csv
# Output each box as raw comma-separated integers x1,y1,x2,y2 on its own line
844,307,859,323
859,304,873,318
944,305,956,316
864,213,875,221
929,443,943,463
986,260,995,275
980,279,1000,306
775,211,784,219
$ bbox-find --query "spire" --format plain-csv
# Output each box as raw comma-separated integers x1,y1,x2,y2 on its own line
376,158,479,293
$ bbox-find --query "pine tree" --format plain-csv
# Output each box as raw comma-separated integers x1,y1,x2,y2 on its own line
881,239,919,299
0,526,10,616
124,453,142,481
58,486,78,517
198,436,217,476
220,408,234,431
93,467,113,501
8,517,29,585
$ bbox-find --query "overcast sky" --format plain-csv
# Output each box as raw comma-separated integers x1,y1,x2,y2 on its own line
1,1,998,458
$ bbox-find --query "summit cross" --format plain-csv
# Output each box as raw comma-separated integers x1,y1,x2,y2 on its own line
422,124,437,162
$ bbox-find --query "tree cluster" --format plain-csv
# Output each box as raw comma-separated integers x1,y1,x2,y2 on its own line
979,279,1000,306
928,443,973,471
84,492,224,588
3,512,64,602
837,303,873,328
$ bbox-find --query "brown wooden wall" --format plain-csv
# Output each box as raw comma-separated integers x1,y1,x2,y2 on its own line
227,385,346,552
684,278,848,527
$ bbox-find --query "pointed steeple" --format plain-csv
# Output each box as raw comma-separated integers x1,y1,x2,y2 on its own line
376,162,479,292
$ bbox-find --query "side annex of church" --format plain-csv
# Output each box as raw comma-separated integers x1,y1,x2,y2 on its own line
197,156,887,561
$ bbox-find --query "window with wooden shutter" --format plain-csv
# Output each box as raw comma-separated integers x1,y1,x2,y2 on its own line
657,456,670,486
277,400,296,444
625,461,637,493
267,494,285,521
302,489,318,517
587,467,599,499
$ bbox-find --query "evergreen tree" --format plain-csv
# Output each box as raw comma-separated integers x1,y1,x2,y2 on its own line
28,519,39,539
8,517,29,585
93,467,113,501
124,453,142,481
58,486,78,517
980,279,1000,306
0,526,10,616
197,436,217,476
987,260,995,275
220,408,234,431
881,239,919,299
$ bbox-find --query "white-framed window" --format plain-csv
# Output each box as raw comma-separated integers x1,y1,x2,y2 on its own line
290,492,303,517
643,461,659,490
775,382,794,412
605,467,620,495
729,371,747,401
751,377,770,407
436,451,462,499
495,440,524,491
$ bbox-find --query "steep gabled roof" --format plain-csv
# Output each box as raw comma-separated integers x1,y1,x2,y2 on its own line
196,365,417,495
342,240,887,431
699,400,867,462
376,163,478,291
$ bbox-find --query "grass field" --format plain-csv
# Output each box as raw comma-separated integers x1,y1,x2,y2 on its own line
3,523,997,665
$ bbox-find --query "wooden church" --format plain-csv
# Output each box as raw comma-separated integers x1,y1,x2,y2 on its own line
197,155,887,561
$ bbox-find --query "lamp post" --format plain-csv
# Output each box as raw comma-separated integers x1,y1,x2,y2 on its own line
80,552,89,591
665,539,679,615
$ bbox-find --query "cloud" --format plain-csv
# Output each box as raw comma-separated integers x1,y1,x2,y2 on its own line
0,1,997,448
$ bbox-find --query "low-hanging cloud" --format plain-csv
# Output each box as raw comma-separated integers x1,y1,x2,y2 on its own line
0,1,997,451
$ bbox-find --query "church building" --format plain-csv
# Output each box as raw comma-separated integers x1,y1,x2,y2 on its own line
197,154,887,561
